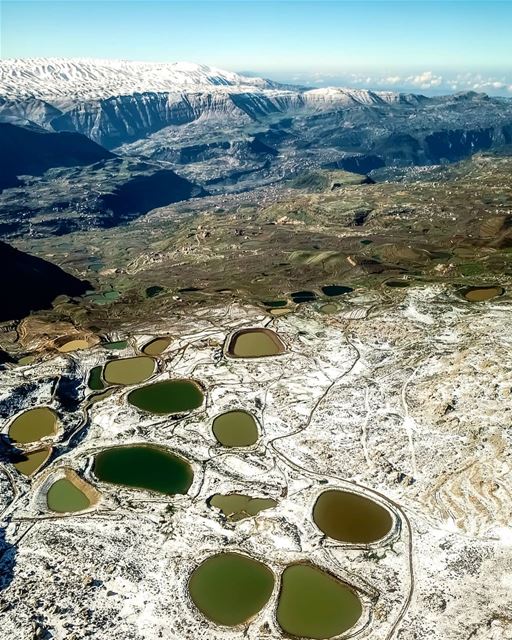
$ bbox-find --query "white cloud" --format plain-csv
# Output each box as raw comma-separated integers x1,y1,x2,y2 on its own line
274,69,512,95
406,71,444,89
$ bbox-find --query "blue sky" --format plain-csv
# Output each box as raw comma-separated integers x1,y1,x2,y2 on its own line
2,1,512,94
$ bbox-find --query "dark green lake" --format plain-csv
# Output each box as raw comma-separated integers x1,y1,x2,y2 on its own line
103,340,128,350
189,553,274,626
93,445,193,495
127,379,204,414
146,285,165,298
321,285,353,296
88,366,106,391
291,290,317,303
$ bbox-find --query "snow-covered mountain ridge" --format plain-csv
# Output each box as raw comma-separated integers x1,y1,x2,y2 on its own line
0,57,418,106
0,58,281,99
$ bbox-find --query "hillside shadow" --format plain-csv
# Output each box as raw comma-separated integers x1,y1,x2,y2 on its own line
0,526,16,592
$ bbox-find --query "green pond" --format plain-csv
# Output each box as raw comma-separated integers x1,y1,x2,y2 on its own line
103,356,155,385
88,365,106,391
9,407,58,444
146,285,165,298
262,300,288,308
47,478,91,513
385,280,410,288
93,446,193,495
13,447,51,476
313,490,393,544
142,337,173,356
212,411,259,447
209,494,277,522
462,285,505,302
276,564,362,639
189,553,274,626
228,329,285,358
103,340,128,350
128,379,204,414
321,285,353,296
291,290,317,303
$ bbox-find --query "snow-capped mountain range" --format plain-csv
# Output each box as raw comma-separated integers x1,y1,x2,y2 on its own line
0,57,417,106
0,58,281,99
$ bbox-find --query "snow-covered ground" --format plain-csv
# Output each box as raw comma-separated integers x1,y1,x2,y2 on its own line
0,286,511,639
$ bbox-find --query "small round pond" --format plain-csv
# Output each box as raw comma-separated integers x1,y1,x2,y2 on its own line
8,407,58,445
212,410,259,447
103,356,155,385
227,328,285,358
47,476,93,513
93,445,193,495
319,303,338,315
128,379,204,414
462,285,505,302
189,552,274,626
208,494,277,522
142,336,173,356
277,564,362,639
313,489,393,544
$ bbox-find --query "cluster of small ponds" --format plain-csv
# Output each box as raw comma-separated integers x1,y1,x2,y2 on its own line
261,283,355,317
5,325,394,638
262,282,506,316
3,283,506,636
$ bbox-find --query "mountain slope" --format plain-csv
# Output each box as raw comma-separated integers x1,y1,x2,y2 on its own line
0,241,90,321
0,157,207,237
0,122,115,189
